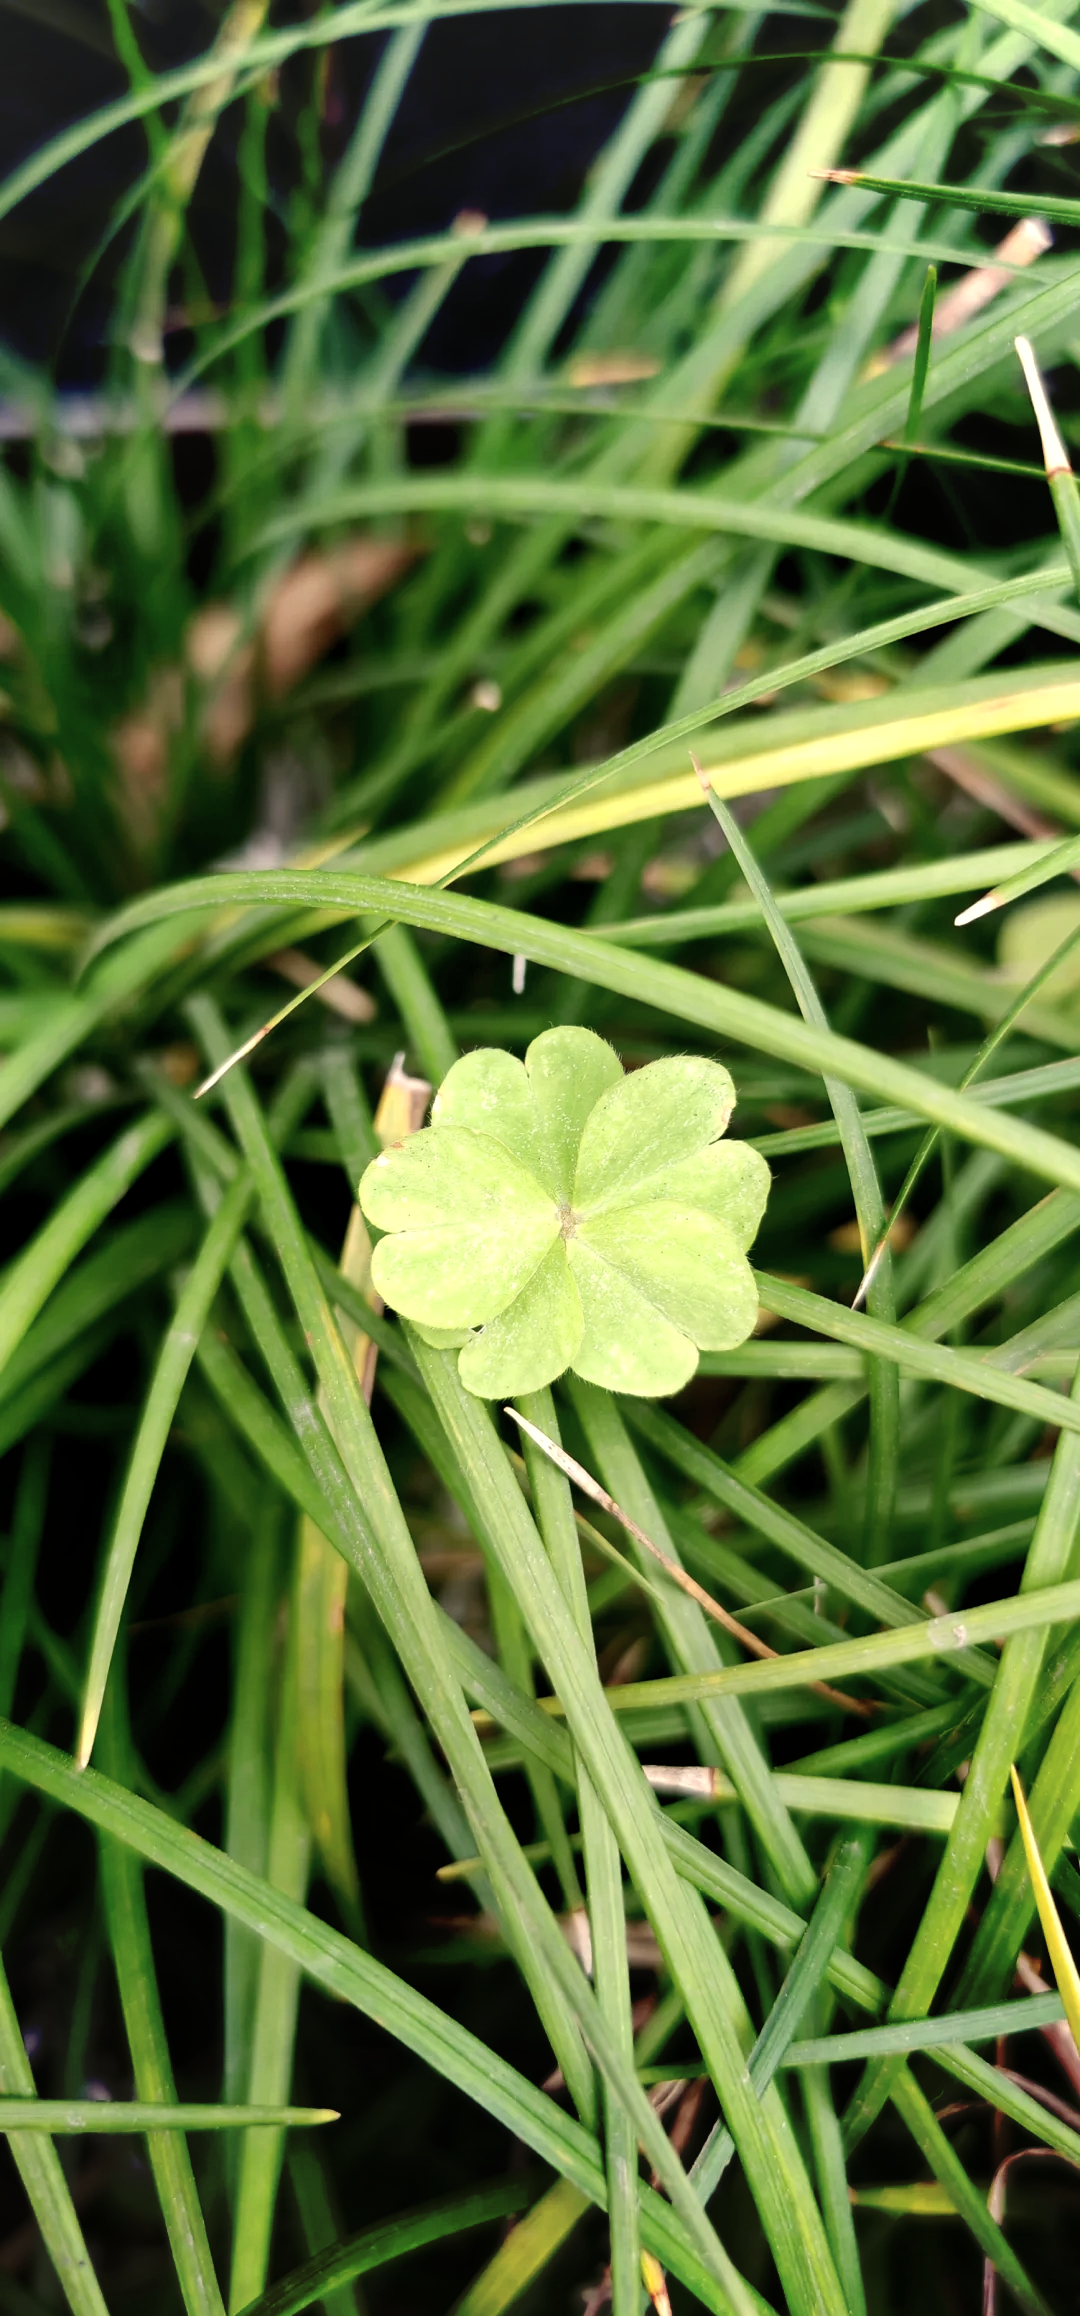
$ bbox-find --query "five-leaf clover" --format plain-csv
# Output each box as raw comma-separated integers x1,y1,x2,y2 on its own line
358,1027,769,1399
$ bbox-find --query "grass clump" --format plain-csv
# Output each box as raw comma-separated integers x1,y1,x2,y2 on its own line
5,3,1080,2311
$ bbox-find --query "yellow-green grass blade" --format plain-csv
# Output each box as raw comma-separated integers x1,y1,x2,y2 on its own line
452,2178,591,2316
754,1271,1080,1440
1010,1763,1080,2054
519,1574,1080,1712
960,1672,1080,2004
611,838,1060,945
955,829,1080,927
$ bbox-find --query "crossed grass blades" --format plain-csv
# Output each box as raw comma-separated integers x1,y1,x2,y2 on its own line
9,0,1080,2309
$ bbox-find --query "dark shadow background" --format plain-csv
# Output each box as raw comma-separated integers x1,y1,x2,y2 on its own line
0,0,675,379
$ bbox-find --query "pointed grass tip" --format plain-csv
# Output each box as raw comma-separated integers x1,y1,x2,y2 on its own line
1016,335,1072,479
808,168,861,184
954,888,1005,928
689,748,712,797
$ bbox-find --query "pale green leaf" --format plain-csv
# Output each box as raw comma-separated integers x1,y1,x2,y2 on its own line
524,1027,624,1201
458,1243,583,1399
573,1055,736,1212
577,1204,758,1351
431,1049,556,1188
566,1240,699,1396
615,1141,772,1251
363,1127,559,1326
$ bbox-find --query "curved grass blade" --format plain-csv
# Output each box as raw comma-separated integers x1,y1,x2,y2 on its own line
234,2184,529,2316
84,870,1080,1201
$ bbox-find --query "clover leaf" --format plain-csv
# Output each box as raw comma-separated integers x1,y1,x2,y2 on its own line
358,1027,769,1399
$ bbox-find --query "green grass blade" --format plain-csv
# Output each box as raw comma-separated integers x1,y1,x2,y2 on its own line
0,1951,109,2316
408,1336,848,2316
77,1170,255,1767
0,1112,173,1382
959,1670,1080,2003
567,1381,818,1907
229,1540,313,2313
889,2067,1052,2316
99,1695,227,2315
516,1387,638,2315
701,781,899,1558
692,1836,870,2201
0,1718,760,2313
842,1352,1080,2151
